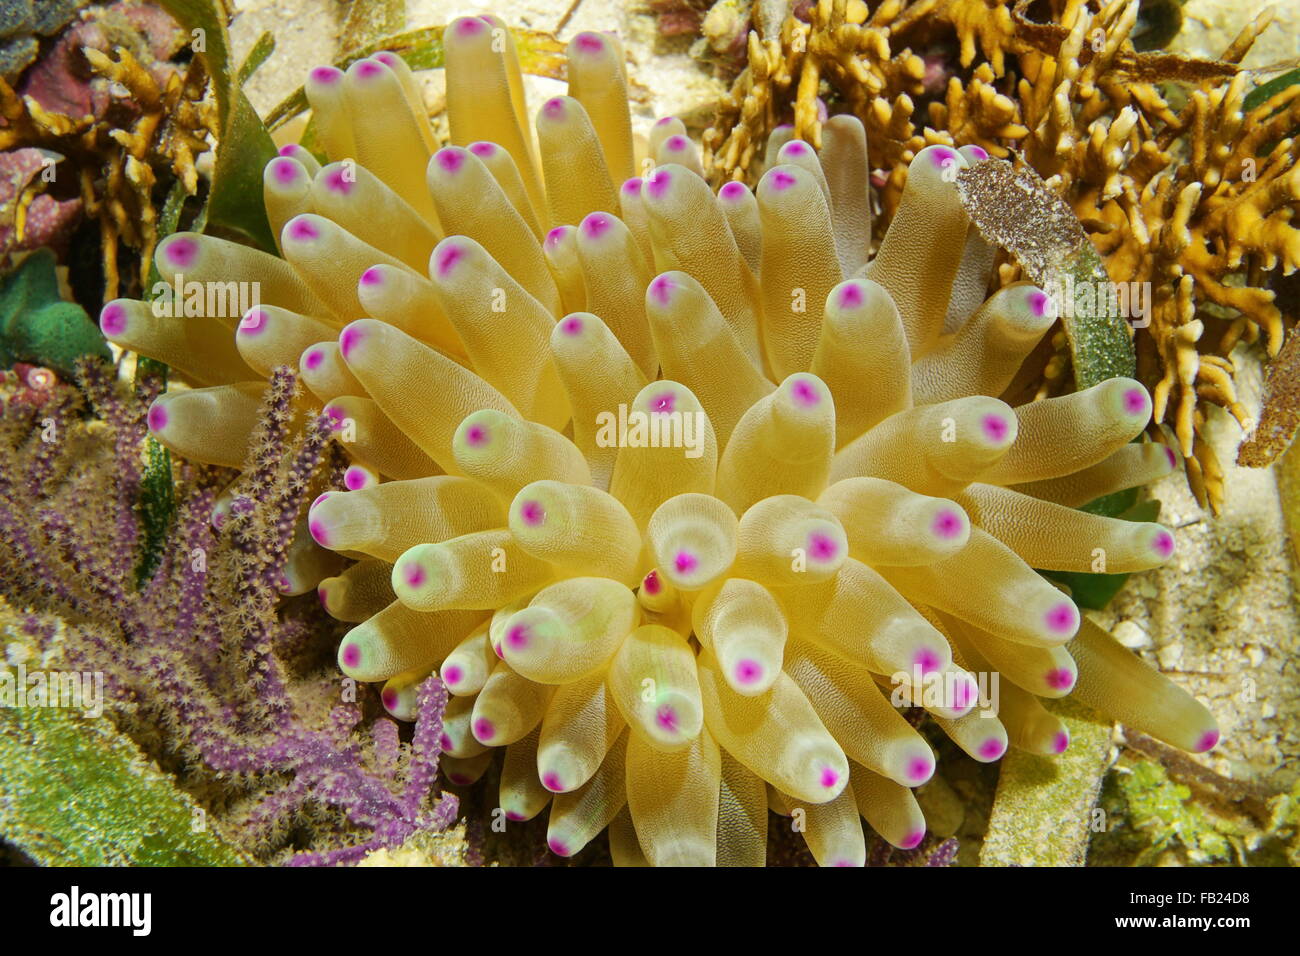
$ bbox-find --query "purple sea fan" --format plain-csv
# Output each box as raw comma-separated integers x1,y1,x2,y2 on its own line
97,14,1217,866
0,362,458,864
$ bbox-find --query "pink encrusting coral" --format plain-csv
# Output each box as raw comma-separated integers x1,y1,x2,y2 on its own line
98,14,1217,866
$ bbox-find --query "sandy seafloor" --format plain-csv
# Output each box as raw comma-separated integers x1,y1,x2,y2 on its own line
223,0,1300,859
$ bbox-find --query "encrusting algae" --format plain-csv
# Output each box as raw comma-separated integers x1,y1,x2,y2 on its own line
91,12,1222,866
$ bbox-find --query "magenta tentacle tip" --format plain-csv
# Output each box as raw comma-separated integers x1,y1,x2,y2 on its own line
453,16,485,36
323,166,353,194
769,169,797,191
435,243,466,277
649,274,675,305
734,659,763,686
163,236,198,267
316,585,328,607
718,181,746,202
560,315,584,336
1152,528,1175,559
642,570,662,595
1045,667,1075,691
99,303,126,336
309,519,329,547
353,59,383,79
438,733,453,751
544,226,568,248
469,141,496,157
339,323,367,360
519,500,546,526
472,718,495,742
343,467,368,490
381,689,398,709
506,624,530,649
664,134,689,152
311,492,330,509
547,836,570,856
907,757,933,784
967,145,989,161
309,66,340,85
981,413,1010,443
655,705,679,733
286,217,319,242
928,146,959,168
621,177,643,195
900,829,926,850
1164,445,1177,468
837,282,864,309
146,403,168,432
673,551,698,574
1029,290,1052,317
951,678,974,711
645,169,671,199
978,738,1006,760
782,140,810,156
373,52,398,67
542,771,564,792
359,266,383,287
1123,387,1149,417
581,212,612,238
1196,729,1220,753
931,508,965,540
443,665,463,685
277,144,299,157
403,562,426,588
574,32,604,53
465,423,489,447
271,158,299,185
238,307,266,335
914,647,940,676
1053,730,1071,754
789,376,821,407
819,767,840,789
504,810,525,821
1045,601,1079,636
542,97,566,119
435,148,465,173
807,531,839,562
341,643,361,668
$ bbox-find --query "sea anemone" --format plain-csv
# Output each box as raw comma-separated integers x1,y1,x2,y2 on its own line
98,14,1217,866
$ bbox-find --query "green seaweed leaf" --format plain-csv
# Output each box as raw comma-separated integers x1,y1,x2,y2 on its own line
1243,67,1300,114
0,706,247,866
340,0,406,53
236,30,276,85
0,249,110,376
156,0,277,251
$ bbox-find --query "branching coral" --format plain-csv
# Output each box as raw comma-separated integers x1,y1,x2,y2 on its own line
0,361,459,864
704,0,1299,512
98,14,1217,866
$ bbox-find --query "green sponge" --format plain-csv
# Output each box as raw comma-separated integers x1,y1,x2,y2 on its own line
0,248,111,376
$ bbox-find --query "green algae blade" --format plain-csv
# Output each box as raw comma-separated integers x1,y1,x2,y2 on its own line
979,697,1112,866
956,160,1137,389
0,706,248,866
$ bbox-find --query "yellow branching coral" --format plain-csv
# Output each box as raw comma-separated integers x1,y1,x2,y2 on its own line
100,14,1217,866
705,0,1299,512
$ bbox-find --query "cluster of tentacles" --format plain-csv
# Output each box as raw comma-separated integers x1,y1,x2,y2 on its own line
98,14,1218,866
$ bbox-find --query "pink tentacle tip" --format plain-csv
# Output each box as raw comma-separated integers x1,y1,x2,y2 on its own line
343,467,367,490
768,169,798,191
1196,729,1220,753
1045,667,1075,691
981,413,1010,443
373,52,399,67
560,315,584,336
573,32,604,53
303,348,324,370
99,303,126,336
1151,528,1175,559
900,829,926,850
913,648,940,676
472,717,495,742
286,217,319,242
163,236,198,267
1029,290,1052,317
435,148,465,173
402,562,426,588
544,226,569,248
650,390,677,414
1123,387,1150,416
819,767,840,789
341,643,361,668
519,500,546,526
655,705,679,733
734,659,763,686
542,771,564,792
978,738,1006,760
663,134,689,152
906,757,933,784
789,376,822,407
359,266,384,288
1163,445,1177,468
836,282,864,309
649,273,675,304
807,531,839,562
316,585,328,608
339,324,366,360
270,158,299,185
673,551,698,575
308,519,329,546
506,624,530,649
581,212,612,238
645,169,671,199
468,142,496,157
541,97,566,119
353,59,383,79
1044,601,1079,636
1053,730,1071,754
435,243,465,277
781,140,810,156
464,423,489,447
931,508,965,540
239,307,266,334
381,689,399,710
718,180,747,201
547,836,570,857
654,116,675,127
621,177,643,195
966,145,990,161
448,774,472,786
951,678,974,711
928,146,959,169
504,810,525,821
323,166,353,194
438,733,453,751
146,403,168,432
309,66,340,85
441,667,464,690
277,144,300,157
311,492,331,509
642,570,662,595
453,15,485,36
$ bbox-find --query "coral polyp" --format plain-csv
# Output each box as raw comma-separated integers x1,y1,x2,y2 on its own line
98,14,1217,866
